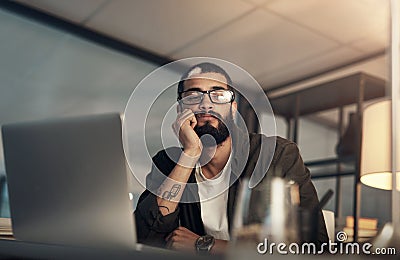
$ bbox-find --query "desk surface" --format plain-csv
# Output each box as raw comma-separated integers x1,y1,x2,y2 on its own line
0,239,209,260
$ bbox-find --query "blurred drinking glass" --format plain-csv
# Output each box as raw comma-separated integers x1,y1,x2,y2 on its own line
229,177,300,254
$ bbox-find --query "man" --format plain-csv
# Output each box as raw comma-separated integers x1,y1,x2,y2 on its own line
135,62,328,254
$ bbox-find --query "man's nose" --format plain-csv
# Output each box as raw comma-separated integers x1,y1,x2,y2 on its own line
199,93,214,110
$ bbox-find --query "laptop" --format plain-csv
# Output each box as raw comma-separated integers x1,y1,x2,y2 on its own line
1,113,137,250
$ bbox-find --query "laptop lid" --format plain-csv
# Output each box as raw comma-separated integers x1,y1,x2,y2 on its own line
1,113,136,249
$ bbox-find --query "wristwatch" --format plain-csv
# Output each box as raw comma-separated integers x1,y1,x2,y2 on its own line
195,235,215,253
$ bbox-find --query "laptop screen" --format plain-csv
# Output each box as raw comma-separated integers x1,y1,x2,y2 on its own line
1,113,136,249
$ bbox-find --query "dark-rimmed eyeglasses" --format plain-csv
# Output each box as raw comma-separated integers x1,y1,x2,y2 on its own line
177,89,235,105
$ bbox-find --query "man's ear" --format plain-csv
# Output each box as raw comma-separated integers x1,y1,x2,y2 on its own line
176,102,183,113
231,101,237,116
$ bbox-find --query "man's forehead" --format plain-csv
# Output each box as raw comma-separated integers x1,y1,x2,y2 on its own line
184,72,227,87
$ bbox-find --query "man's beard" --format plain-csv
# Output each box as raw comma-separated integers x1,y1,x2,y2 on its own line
194,112,234,147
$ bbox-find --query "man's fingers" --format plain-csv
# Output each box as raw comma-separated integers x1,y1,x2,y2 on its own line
165,238,173,248
177,108,193,120
166,227,192,242
172,109,196,135
165,227,199,252
188,115,197,129
165,233,172,242
165,230,175,241
178,110,195,126
165,229,182,242
176,226,189,232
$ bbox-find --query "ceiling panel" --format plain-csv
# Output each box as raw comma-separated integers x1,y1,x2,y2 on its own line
349,33,389,54
173,9,339,79
265,0,389,45
85,0,254,54
14,0,108,23
257,46,364,88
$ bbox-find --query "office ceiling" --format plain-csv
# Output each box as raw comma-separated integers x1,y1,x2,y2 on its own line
14,0,390,90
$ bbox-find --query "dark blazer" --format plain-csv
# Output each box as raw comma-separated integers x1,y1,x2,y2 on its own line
135,130,329,248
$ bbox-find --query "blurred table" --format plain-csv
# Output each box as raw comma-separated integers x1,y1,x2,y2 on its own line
0,239,212,260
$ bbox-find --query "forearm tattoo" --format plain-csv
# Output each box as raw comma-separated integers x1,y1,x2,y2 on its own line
161,184,181,201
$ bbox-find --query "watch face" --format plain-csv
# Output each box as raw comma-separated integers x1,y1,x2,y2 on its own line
203,236,213,243
196,235,215,251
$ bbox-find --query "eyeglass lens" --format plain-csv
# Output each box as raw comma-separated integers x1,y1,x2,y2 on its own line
181,90,233,104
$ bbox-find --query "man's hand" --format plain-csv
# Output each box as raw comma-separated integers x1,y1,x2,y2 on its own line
172,109,202,157
165,226,200,252
156,110,200,215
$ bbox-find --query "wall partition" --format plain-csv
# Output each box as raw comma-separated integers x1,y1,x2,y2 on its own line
0,7,168,216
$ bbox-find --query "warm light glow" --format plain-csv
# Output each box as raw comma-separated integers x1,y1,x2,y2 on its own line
361,100,400,190
361,172,400,191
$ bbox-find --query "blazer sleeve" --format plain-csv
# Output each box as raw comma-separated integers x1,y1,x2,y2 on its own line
134,148,181,247
278,140,329,246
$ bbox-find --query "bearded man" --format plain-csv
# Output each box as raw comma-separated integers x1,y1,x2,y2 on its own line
134,62,328,254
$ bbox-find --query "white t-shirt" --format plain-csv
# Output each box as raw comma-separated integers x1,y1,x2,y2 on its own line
195,156,231,240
